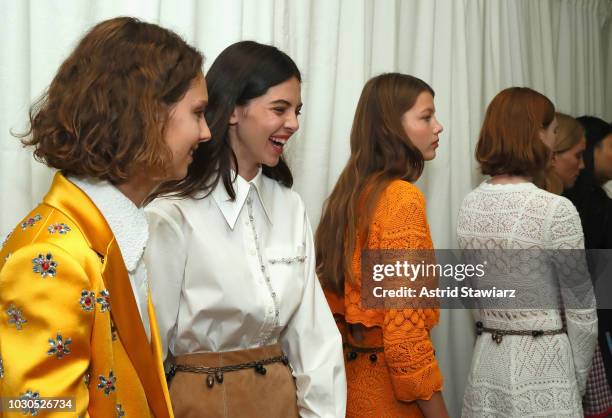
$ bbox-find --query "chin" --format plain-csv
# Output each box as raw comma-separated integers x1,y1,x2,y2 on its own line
169,168,188,181
264,156,281,167
423,151,436,161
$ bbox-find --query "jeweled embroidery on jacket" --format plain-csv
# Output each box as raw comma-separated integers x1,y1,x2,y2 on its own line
79,290,96,312
0,356,4,378
97,370,117,396
48,223,71,234
47,332,72,359
32,253,58,278
21,214,42,230
1,231,11,249
7,304,27,330
96,290,111,312
19,389,40,416
116,403,125,417
110,320,118,342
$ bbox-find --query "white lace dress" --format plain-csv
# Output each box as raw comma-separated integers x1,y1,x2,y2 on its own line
457,181,598,418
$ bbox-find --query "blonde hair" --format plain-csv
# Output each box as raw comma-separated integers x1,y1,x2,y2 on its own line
538,112,585,194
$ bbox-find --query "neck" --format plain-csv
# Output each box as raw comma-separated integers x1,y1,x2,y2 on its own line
487,174,532,185
235,161,259,182
593,163,610,186
116,175,158,207
229,135,259,181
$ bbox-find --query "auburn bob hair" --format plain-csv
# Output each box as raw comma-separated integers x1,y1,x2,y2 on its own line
476,87,554,178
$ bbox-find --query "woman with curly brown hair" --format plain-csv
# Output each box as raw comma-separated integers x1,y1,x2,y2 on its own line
315,73,449,418
0,17,210,417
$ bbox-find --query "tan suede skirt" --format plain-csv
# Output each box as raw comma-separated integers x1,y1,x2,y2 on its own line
168,344,299,418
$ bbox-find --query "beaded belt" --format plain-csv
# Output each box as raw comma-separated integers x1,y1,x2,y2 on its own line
167,354,290,388
475,321,567,344
345,343,384,363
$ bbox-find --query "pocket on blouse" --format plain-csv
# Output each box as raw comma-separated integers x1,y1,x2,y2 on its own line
265,247,307,312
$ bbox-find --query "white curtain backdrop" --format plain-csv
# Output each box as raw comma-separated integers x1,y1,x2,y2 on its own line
2,0,611,415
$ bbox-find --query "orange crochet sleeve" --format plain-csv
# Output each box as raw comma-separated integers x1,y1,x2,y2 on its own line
372,180,444,402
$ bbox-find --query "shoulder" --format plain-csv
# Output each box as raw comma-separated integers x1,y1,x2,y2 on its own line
264,177,307,217
458,186,483,210
382,179,425,204
2,239,91,291
369,180,432,249
145,196,197,235
375,180,425,220
528,187,579,219
2,204,97,271
548,193,579,216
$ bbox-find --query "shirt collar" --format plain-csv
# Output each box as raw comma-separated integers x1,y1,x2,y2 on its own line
68,176,148,272
211,168,273,229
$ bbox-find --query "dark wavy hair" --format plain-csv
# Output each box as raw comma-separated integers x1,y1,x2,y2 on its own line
566,116,612,193
18,16,203,184
154,40,301,200
315,73,433,294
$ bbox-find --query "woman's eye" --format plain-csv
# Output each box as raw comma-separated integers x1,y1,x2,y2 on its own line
273,107,286,114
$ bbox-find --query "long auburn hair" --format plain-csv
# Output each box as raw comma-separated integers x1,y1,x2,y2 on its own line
315,73,434,295
153,40,301,200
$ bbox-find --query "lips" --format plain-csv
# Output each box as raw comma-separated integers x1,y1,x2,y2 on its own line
269,136,289,154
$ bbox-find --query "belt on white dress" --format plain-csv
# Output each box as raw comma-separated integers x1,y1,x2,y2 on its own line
475,321,566,344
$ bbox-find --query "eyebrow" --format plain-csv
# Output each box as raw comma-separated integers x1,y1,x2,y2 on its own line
269,99,302,107
193,99,208,107
420,107,435,114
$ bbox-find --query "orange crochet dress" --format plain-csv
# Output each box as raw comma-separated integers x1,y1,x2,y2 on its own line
325,180,443,418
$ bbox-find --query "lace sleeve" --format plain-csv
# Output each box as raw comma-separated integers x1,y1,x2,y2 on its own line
548,197,597,395
383,308,443,401
373,182,443,401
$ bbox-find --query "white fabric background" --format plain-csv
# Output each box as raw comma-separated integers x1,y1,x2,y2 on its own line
1,1,611,415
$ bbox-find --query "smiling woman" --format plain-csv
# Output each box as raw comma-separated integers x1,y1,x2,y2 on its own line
144,41,346,418
230,76,302,180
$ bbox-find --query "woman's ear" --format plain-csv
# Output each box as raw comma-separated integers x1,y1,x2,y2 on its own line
229,106,240,125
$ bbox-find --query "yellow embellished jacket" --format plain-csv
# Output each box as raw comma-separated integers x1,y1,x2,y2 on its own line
0,173,172,417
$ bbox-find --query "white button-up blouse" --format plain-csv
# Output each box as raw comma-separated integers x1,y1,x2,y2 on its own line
144,170,346,418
